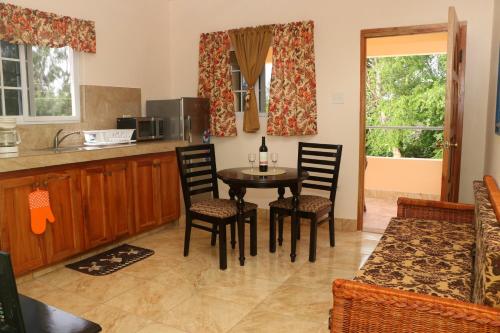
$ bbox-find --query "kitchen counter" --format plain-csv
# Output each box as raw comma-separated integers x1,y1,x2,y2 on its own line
0,140,186,174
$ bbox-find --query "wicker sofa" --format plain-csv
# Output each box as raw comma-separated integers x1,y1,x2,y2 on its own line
331,178,500,333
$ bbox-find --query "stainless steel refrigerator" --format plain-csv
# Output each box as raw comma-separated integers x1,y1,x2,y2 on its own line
146,97,210,144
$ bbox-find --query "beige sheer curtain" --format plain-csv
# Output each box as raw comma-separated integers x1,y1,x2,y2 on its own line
229,26,272,132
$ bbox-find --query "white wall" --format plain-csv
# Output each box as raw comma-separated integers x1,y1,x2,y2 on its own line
484,0,500,179
3,0,171,111
168,0,495,219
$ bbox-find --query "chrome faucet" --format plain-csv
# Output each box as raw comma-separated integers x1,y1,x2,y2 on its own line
53,129,81,149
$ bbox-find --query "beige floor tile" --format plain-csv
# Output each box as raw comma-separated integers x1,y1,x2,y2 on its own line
136,323,188,333
35,267,88,289
196,268,281,306
59,272,142,303
228,309,324,333
255,283,333,323
82,303,151,333
17,279,59,299
14,217,380,332
158,294,254,333
35,288,97,316
105,279,193,322
285,262,356,289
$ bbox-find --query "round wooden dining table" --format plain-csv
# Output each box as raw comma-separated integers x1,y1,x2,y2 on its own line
217,167,309,266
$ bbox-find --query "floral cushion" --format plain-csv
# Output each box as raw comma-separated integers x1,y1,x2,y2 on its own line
269,195,331,213
472,181,500,308
355,217,474,302
190,199,257,219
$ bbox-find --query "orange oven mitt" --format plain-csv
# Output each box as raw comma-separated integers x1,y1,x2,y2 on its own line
28,189,55,235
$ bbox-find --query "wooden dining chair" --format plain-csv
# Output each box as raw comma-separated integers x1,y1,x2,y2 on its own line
269,142,342,262
176,144,258,270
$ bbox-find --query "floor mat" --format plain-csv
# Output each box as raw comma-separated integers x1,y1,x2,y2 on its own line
66,244,154,276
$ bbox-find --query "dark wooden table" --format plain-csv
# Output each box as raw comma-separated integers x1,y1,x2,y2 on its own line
217,167,308,265
19,294,102,333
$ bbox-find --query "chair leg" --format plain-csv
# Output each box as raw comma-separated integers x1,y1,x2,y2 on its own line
184,214,192,257
309,216,318,262
329,209,335,247
219,223,227,270
250,212,257,256
269,208,276,253
278,214,284,246
211,224,217,246
230,221,236,249
297,218,301,240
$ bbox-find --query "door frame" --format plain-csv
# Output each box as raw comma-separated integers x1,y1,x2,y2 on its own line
357,23,460,231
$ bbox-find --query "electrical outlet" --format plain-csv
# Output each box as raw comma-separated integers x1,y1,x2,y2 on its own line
332,93,344,104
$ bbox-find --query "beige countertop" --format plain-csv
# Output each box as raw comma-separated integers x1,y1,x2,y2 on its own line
0,140,186,174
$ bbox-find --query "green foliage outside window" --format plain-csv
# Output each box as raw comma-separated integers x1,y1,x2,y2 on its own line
31,46,72,116
366,55,446,159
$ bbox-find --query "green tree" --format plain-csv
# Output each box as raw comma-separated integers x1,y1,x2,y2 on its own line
31,46,72,116
366,54,446,159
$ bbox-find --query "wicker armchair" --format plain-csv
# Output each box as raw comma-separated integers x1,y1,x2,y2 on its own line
330,197,500,333
332,279,500,333
396,197,475,223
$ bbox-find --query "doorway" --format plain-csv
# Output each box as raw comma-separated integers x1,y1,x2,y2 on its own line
357,9,467,231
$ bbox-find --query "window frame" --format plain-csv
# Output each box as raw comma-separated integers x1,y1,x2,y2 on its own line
230,50,269,115
0,43,80,124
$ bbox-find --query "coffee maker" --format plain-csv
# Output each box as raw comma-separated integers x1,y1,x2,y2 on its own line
0,118,21,154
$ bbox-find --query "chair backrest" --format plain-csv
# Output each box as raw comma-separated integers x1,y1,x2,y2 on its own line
298,142,343,202
176,144,219,209
0,252,25,333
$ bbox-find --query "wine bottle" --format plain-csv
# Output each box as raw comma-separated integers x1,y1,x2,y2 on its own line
259,136,268,172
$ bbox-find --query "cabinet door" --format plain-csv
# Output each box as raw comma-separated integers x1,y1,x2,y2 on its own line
133,158,161,232
0,176,45,275
81,166,113,249
158,154,180,224
42,170,83,264
105,162,134,238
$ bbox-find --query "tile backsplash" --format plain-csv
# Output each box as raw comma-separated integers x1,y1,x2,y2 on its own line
17,85,141,151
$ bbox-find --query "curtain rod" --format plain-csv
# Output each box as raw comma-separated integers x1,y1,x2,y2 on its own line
201,20,313,36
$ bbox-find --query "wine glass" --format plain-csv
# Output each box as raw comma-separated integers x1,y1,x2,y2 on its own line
248,153,256,171
271,152,278,171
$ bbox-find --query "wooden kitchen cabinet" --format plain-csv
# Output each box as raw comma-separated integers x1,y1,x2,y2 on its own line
42,170,83,264
81,165,113,249
158,154,180,224
0,176,45,275
105,162,134,239
133,158,161,232
133,152,180,231
0,150,180,276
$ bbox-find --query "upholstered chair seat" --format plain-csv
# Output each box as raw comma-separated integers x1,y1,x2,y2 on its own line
190,199,258,219
269,195,331,213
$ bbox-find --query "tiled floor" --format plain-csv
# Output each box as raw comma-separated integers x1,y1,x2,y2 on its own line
17,220,381,333
363,196,397,233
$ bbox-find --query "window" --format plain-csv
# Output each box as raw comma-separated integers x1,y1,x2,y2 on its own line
230,49,272,114
0,41,79,123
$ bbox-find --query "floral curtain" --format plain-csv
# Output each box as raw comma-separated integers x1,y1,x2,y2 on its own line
0,3,96,53
198,31,237,136
267,21,317,136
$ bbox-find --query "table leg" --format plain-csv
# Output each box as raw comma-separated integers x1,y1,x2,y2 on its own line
277,187,285,246
290,184,301,262
235,186,247,266
229,188,236,249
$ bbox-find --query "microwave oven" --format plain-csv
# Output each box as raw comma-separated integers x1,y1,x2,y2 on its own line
116,117,164,141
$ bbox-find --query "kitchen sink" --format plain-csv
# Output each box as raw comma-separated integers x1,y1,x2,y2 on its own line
37,143,135,153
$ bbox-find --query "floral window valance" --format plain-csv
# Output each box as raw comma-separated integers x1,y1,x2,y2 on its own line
0,3,96,53
198,20,317,137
